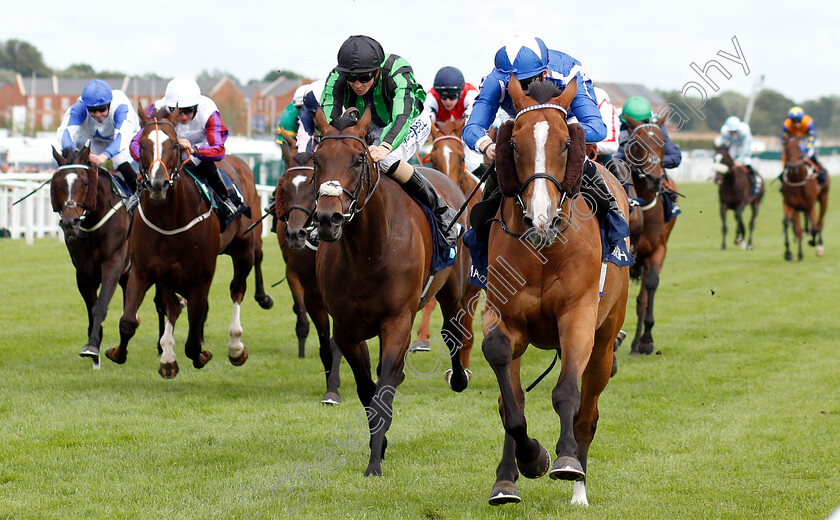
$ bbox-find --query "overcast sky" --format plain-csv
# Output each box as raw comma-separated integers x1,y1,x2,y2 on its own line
7,0,839,103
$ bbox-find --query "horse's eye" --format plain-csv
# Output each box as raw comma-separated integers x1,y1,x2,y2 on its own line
356,155,365,167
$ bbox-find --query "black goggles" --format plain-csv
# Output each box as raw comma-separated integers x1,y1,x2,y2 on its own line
519,75,540,91
87,104,110,114
170,105,197,116
438,89,460,101
343,71,376,83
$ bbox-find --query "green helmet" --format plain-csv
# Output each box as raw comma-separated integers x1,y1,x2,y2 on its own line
621,96,652,123
276,103,300,144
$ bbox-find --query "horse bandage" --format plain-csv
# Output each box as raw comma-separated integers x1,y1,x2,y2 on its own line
319,180,344,197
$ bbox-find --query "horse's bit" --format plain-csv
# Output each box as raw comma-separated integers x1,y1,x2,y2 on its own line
315,133,380,222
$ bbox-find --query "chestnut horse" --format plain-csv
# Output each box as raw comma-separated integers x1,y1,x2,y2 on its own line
49,146,131,367
481,78,629,506
616,117,678,355
275,132,342,404
411,118,482,368
106,106,273,377
781,135,829,260
313,107,471,476
715,144,763,250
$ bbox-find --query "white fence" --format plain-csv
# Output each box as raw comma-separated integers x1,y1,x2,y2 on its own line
0,173,276,244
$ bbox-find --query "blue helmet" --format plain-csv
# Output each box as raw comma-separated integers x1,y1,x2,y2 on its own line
434,66,465,89
494,34,549,79
788,106,805,120
81,79,113,107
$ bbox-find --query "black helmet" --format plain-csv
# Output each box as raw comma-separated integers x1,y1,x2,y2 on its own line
336,35,384,73
433,66,465,90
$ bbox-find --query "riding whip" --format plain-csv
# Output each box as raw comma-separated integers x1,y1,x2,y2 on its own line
243,202,276,235
12,179,52,206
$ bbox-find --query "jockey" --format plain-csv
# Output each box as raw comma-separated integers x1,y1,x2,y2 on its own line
612,96,682,211
276,79,326,153
593,86,620,165
715,115,760,194
463,33,615,212
782,106,827,185
423,66,484,176
130,77,246,219
56,79,140,212
321,34,462,244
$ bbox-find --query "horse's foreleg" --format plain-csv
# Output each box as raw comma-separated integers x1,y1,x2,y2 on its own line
157,286,182,379
630,267,650,354
719,204,728,250
747,201,760,250
488,357,523,505
783,211,794,261
483,328,550,488
107,270,151,365
286,267,309,358
794,212,805,261
184,285,212,369
82,254,125,359
637,260,662,354
251,243,274,309
75,269,100,360
227,251,253,366
308,293,341,404
458,285,482,368
410,299,437,351
734,206,747,248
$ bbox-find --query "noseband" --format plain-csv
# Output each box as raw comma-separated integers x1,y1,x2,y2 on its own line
54,163,95,218
281,165,316,227
138,119,184,187
627,124,665,192
315,133,380,221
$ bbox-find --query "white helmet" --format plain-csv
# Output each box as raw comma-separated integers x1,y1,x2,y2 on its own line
164,77,201,108
723,115,741,133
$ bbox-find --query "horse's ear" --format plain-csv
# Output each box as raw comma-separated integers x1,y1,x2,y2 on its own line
279,130,296,165
623,114,641,131
52,146,65,166
508,74,528,111
495,120,520,197
455,118,466,135
315,107,330,136
357,107,372,134
280,128,297,150
655,112,667,128
551,80,578,112
79,146,91,165
430,122,442,140
138,102,150,125
168,107,181,125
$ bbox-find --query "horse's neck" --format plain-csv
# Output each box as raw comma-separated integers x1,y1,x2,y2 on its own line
633,173,658,201
337,176,391,258
142,177,204,223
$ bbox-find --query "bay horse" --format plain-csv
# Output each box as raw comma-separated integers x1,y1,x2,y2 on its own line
49,146,131,367
781,135,829,260
481,78,629,506
715,144,763,250
616,116,678,355
411,118,482,369
275,131,342,404
313,107,471,476
106,106,273,377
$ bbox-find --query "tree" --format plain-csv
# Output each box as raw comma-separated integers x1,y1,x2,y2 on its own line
803,96,837,133
750,89,795,136
197,68,240,84
716,91,748,120
58,63,96,78
0,39,51,76
262,69,303,82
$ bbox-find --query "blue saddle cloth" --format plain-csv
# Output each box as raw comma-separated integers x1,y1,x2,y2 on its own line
419,203,458,273
185,165,251,231
109,172,132,198
464,200,633,290
661,191,681,223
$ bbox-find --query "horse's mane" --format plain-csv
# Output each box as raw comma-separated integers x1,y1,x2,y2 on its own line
525,80,562,103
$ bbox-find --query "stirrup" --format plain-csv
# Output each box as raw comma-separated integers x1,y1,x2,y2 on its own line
219,198,237,218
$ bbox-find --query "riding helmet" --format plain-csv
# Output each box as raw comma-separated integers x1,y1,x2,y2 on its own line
81,80,113,107
163,77,202,108
336,35,384,73
434,66,465,89
621,96,652,123
494,33,549,79
723,115,741,133
787,106,805,120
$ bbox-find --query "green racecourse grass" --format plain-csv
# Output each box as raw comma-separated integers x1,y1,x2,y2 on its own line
1,180,840,520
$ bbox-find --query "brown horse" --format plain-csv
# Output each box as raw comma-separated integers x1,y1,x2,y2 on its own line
312,107,471,476
411,118,482,368
275,132,342,404
481,78,629,506
781,135,829,260
616,117,678,355
49,146,131,367
106,106,272,377
715,144,763,250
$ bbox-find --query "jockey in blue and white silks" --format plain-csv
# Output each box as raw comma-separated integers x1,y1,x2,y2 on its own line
463,34,606,157
56,79,140,207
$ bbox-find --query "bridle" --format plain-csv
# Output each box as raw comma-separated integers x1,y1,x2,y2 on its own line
280,165,316,228
54,163,93,219
427,134,467,190
314,133,380,222
138,119,185,188
626,123,665,195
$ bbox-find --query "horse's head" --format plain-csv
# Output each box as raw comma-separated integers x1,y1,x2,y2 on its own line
714,142,735,173
783,135,804,168
426,119,466,187
137,104,183,201
276,130,316,250
496,77,581,246
623,115,668,193
50,146,99,239
312,107,377,242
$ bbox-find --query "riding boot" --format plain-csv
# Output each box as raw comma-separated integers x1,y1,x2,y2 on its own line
399,166,463,245
580,159,619,222
745,165,760,196
116,162,139,215
199,161,239,219
812,158,828,185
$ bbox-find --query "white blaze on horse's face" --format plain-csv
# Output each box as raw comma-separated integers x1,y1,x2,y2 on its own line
441,146,452,177
530,121,553,229
148,129,169,181
292,175,307,190
65,173,78,203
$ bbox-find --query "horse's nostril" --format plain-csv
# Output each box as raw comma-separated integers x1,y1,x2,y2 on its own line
330,212,344,226
296,229,307,240
523,216,535,229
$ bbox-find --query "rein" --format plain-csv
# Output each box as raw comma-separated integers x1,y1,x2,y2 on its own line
315,133,380,221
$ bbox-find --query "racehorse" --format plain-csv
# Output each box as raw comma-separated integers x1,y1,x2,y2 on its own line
313,107,472,476
616,115,678,355
105,106,273,377
275,131,342,404
481,78,629,506
50,146,131,367
781,135,829,260
715,144,764,250
411,118,482,368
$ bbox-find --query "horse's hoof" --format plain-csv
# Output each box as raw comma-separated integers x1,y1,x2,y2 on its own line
444,368,471,392
740,240,747,250
613,330,626,351
257,295,274,310
158,361,179,379
637,341,654,355
489,481,521,505
105,347,126,364
549,456,585,481
808,238,816,247
517,442,551,479
193,350,213,369
409,339,430,352
229,347,248,366
79,345,100,358
817,245,825,256
321,391,342,405
785,252,793,261
364,464,383,477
